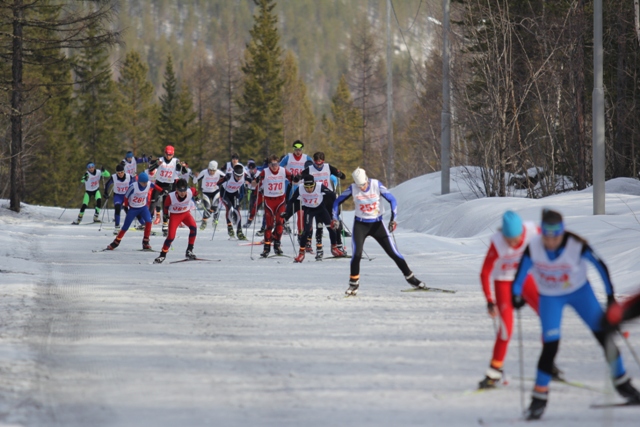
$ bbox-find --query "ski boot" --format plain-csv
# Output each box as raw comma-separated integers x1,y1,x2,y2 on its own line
345,278,360,296
260,242,271,258
551,365,565,382
113,225,121,235
106,239,121,250
200,220,207,231
185,245,196,260
405,273,426,290
315,245,324,261
153,213,161,225
227,223,235,238
331,244,348,257
256,228,265,237
524,392,548,420
478,367,503,389
305,240,314,254
154,252,167,264
162,221,169,237
142,238,152,251
294,248,306,263
273,240,283,256
93,213,101,223
237,228,247,241
615,377,640,403
72,214,83,225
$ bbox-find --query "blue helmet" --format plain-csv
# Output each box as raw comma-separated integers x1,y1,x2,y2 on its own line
125,151,134,159
137,172,149,183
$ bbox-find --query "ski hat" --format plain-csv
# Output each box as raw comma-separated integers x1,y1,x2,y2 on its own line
247,159,256,168
137,172,149,183
303,174,315,187
176,178,188,192
352,167,368,186
292,140,304,149
208,160,218,171
233,164,244,176
164,145,174,156
87,162,95,169
501,210,523,238
116,163,125,172
125,151,134,159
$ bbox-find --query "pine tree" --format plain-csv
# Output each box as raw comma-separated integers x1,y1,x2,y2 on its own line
157,54,197,162
236,0,284,159
157,54,179,152
281,50,315,154
321,75,362,175
74,23,122,172
117,50,158,158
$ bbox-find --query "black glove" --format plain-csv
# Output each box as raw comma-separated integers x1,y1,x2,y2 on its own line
292,174,301,183
512,294,525,310
607,294,616,307
388,220,397,233
83,172,89,181
120,160,126,166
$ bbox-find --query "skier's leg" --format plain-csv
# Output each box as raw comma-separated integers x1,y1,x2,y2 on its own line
370,222,412,277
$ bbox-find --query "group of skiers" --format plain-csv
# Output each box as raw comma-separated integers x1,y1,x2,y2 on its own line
71,141,640,420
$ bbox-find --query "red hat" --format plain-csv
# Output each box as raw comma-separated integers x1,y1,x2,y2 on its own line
165,145,175,156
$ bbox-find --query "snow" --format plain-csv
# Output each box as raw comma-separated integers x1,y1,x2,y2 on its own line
1,167,639,426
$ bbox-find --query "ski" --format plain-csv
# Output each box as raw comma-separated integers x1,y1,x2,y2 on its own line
523,377,605,394
72,220,102,225
322,255,353,260
138,249,157,252
590,401,640,409
269,254,291,259
169,258,221,264
92,249,109,253
238,241,263,246
401,287,457,294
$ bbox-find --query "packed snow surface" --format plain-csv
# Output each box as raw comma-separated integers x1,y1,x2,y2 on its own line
1,167,639,426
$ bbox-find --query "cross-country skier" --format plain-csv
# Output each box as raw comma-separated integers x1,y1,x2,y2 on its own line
217,164,250,240
154,178,199,264
148,145,188,235
195,161,225,230
104,164,133,234
331,167,426,295
301,152,348,257
105,172,162,251
73,162,111,224
283,174,339,262
224,152,244,175
248,154,293,257
512,208,640,420
121,150,147,177
279,141,312,239
477,211,557,389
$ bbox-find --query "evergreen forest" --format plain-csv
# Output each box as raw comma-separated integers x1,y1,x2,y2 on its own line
2,0,640,210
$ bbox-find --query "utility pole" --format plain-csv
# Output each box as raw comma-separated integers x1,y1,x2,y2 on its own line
386,0,395,187
593,0,605,214
441,0,451,194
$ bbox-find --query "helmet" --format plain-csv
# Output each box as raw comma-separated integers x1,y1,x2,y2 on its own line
137,172,149,183
233,164,244,176
176,178,188,192
164,145,175,156
352,167,368,186
87,162,95,169
125,151,134,159
208,161,218,171
116,164,125,172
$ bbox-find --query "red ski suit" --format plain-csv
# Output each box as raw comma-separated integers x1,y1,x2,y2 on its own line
160,188,198,253
251,166,292,244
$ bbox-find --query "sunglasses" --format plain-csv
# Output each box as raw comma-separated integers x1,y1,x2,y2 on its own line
269,162,279,167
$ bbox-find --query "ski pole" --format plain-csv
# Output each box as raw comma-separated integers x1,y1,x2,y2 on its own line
517,309,526,416
341,220,372,261
98,189,112,231
618,329,640,370
210,198,222,241
250,198,264,260
59,183,84,220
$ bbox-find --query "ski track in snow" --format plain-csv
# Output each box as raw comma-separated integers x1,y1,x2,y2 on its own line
0,168,639,426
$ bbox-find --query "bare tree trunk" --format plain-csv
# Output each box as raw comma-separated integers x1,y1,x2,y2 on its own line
574,0,587,190
635,0,640,45
10,0,24,212
614,6,628,177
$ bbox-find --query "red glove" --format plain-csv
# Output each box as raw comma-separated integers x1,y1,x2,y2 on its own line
330,219,340,230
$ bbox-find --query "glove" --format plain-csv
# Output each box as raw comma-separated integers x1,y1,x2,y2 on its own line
120,160,126,166
161,190,169,197
512,294,525,310
388,220,397,233
487,301,497,318
83,172,89,181
246,218,253,227
330,219,340,230
607,294,616,307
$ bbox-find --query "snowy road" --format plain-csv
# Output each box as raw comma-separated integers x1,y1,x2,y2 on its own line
1,171,639,426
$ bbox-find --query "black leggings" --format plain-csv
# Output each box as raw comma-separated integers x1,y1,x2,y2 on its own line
350,220,411,279
299,206,337,248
